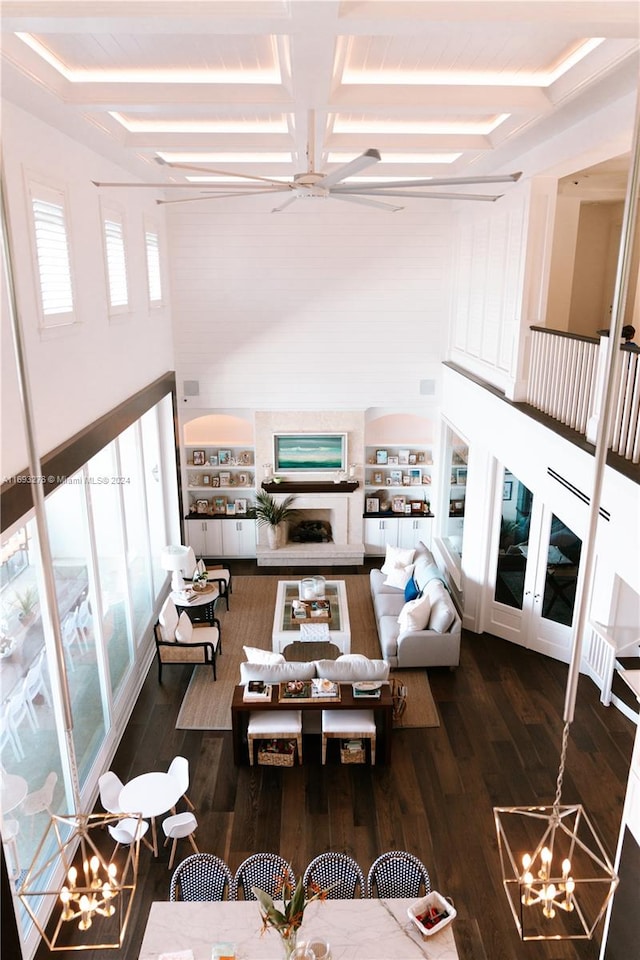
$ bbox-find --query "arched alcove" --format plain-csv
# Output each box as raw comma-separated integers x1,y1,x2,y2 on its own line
183,413,254,445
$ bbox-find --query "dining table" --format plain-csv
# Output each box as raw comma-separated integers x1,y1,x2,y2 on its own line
119,771,183,857
138,897,459,959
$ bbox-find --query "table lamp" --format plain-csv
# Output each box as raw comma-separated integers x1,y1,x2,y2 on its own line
160,545,190,592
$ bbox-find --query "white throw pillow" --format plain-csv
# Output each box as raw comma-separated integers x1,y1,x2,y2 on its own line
383,562,415,590
175,611,194,643
243,645,285,665
397,593,432,633
428,595,456,633
381,544,416,575
158,596,179,641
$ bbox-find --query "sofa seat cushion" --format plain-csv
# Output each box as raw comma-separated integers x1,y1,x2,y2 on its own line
373,592,406,621
239,661,316,685
314,655,390,682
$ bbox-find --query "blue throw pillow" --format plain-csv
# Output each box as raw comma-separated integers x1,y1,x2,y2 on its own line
404,577,421,602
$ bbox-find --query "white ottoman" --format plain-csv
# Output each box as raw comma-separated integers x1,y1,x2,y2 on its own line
247,710,303,765
321,709,376,765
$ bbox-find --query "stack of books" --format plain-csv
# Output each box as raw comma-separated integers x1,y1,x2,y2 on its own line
343,739,364,753
352,682,382,699
312,678,339,698
243,681,272,702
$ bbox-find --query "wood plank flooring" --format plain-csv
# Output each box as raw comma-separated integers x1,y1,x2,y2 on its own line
32,565,635,960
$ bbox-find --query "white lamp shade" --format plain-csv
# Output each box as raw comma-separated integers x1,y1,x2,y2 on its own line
160,545,190,592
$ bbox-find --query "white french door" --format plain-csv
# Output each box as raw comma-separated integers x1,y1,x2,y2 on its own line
487,469,582,663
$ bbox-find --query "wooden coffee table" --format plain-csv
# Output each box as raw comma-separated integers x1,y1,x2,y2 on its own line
272,579,351,655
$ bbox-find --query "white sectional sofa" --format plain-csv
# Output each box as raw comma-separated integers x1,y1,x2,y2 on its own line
369,541,461,669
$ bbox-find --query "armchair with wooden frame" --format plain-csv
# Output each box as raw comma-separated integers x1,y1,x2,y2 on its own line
154,597,221,682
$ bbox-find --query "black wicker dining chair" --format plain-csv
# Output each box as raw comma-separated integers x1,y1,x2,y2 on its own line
303,852,365,899
169,853,234,901
366,850,431,899
233,853,296,901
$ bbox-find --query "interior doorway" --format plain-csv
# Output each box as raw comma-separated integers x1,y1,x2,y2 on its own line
488,467,582,663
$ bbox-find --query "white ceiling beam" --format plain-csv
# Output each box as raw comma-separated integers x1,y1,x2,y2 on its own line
332,85,554,111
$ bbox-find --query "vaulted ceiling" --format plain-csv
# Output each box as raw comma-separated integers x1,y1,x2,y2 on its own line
1,1,638,203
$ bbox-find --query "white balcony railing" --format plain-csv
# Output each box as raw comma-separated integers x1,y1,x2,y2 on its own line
526,328,640,464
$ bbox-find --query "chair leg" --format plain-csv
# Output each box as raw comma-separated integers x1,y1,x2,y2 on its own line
296,734,303,765
168,837,178,870
321,735,327,765
248,735,255,765
188,834,199,855
183,792,195,811
370,735,376,766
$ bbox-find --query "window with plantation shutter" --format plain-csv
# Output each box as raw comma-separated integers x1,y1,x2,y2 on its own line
102,207,129,311
29,183,75,325
145,226,162,304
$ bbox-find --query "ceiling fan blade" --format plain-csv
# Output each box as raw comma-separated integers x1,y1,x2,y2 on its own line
329,193,403,213
157,188,286,205
341,172,522,192
334,188,502,202
272,196,301,213
315,149,381,189
156,158,289,188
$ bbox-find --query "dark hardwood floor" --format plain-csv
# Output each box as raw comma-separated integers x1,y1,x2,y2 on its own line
32,563,635,960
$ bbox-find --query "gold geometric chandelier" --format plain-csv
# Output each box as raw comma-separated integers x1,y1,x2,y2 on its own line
17,811,141,952
494,724,618,940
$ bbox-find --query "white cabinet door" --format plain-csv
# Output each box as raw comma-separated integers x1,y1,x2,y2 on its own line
397,516,433,549
186,520,223,558
221,519,257,558
363,517,399,555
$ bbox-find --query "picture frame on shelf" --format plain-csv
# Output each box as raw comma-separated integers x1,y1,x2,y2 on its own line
389,469,402,484
398,449,410,465
417,452,425,463
226,502,236,516
213,496,227,514
402,475,411,486
409,468,422,485
392,495,406,513
387,456,399,466
210,476,220,487
218,449,231,465
202,474,210,485
235,498,247,515
376,449,388,465
366,498,380,514
408,453,417,465
386,478,394,485
373,471,383,484
410,500,423,513
209,453,218,466
219,471,231,486
196,499,209,514
503,480,513,500
237,472,249,486
192,450,206,466
457,467,468,485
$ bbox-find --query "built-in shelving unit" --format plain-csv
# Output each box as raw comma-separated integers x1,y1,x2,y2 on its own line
363,444,432,517
185,444,255,518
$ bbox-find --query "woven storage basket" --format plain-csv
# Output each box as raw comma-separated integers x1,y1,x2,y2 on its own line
257,739,296,767
340,740,366,764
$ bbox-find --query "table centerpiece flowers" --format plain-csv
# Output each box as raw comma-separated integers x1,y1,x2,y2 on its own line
252,869,329,959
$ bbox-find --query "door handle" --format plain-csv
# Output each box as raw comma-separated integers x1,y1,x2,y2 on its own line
534,593,542,601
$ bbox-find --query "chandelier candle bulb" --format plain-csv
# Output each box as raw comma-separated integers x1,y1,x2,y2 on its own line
79,895,92,930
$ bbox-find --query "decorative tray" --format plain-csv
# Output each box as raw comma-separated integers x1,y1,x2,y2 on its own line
290,599,331,623
278,681,341,703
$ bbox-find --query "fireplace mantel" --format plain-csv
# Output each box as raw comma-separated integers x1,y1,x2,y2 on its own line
261,480,359,493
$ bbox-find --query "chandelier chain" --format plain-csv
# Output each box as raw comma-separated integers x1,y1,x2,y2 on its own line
552,721,571,815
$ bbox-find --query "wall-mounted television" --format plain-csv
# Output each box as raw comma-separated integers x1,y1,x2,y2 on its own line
273,433,347,473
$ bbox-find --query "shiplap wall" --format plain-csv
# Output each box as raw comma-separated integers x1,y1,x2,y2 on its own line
167,197,452,411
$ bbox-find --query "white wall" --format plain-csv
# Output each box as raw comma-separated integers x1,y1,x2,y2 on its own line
1,103,175,480
167,198,451,411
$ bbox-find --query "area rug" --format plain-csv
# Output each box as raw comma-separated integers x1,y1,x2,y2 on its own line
176,575,440,730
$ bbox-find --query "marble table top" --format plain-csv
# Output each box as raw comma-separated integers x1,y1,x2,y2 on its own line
138,897,459,960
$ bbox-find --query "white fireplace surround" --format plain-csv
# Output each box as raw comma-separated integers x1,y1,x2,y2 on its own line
256,491,364,566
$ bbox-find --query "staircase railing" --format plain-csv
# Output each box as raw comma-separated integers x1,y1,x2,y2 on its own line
527,327,640,464
583,620,618,706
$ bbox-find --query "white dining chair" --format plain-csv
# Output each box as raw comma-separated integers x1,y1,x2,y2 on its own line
62,610,80,670
162,811,199,869
76,599,93,647
0,701,24,762
108,816,153,853
167,756,195,811
24,649,52,715
98,771,125,815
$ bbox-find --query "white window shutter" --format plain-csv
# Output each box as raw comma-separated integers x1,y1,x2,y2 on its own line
104,215,129,308
31,193,74,319
145,229,162,303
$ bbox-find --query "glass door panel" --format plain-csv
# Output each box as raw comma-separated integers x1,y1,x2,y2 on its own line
494,470,533,610
541,515,582,627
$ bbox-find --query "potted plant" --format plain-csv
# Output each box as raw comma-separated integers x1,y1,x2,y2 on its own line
253,490,297,549
14,585,38,623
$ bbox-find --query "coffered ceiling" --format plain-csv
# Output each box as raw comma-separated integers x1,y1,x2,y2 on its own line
1,1,638,199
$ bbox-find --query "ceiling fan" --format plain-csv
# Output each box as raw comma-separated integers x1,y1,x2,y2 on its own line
151,153,522,212
95,145,521,212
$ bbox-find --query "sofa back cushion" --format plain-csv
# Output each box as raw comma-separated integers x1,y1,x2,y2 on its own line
239,661,316,685
413,553,447,594
243,645,285,665
314,655,390,682
425,580,457,633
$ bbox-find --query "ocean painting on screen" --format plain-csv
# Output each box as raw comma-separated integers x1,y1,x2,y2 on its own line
275,434,345,470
